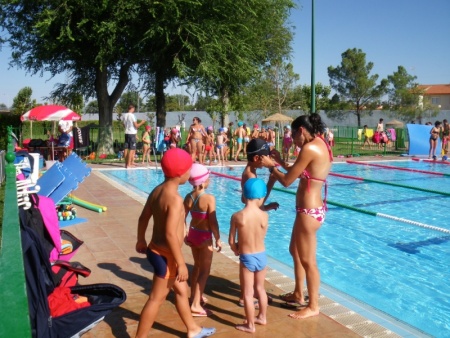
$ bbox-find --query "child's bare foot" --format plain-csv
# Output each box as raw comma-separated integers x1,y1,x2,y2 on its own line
235,323,255,333
254,316,266,325
288,307,319,319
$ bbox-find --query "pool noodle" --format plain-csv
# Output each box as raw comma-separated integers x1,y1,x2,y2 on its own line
70,195,107,211
346,160,450,176
70,195,106,213
211,170,450,234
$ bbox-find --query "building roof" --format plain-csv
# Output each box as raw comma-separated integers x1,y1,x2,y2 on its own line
418,84,450,95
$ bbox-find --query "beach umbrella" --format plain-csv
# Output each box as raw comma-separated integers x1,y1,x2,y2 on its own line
262,113,294,149
21,105,81,122
262,112,294,124
21,105,81,139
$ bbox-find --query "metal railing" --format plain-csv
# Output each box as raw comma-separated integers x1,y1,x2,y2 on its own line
0,126,31,336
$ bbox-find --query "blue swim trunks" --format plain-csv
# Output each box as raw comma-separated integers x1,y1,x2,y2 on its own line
239,251,267,272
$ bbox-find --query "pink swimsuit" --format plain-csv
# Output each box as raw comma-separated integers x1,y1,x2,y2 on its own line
296,136,333,224
185,192,212,247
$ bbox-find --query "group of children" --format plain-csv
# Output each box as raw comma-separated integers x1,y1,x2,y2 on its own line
135,138,283,337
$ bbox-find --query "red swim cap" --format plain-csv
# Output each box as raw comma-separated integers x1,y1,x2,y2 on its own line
161,148,192,178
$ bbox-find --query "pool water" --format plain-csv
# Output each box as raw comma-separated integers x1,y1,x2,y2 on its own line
104,161,450,337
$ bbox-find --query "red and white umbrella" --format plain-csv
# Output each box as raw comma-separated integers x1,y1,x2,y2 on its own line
21,105,81,122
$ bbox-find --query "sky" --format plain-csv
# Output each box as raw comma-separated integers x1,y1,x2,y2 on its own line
1,0,449,108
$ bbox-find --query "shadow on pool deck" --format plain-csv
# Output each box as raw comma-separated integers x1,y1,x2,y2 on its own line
65,161,367,338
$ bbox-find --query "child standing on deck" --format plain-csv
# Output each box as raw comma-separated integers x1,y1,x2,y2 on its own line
216,128,227,166
135,148,216,338
184,164,222,317
229,178,269,333
142,125,152,165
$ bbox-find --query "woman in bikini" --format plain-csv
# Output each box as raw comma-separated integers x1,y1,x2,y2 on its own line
189,117,207,163
183,164,222,317
429,120,442,159
261,113,333,319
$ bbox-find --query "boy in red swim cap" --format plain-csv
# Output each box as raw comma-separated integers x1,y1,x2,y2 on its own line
136,148,216,338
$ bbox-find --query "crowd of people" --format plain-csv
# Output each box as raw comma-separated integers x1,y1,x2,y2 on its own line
134,113,333,337
122,113,301,167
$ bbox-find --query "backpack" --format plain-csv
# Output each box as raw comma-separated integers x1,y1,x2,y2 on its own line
20,208,126,338
52,260,91,288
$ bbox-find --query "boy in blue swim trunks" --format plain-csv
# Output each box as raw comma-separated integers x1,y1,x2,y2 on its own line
229,178,269,333
135,148,216,338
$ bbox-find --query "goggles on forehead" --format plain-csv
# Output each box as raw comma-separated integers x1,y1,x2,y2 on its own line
247,142,270,155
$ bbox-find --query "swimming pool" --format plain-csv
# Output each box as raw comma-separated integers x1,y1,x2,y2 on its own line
103,161,450,337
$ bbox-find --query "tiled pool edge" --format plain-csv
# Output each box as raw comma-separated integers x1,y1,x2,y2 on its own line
93,169,430,338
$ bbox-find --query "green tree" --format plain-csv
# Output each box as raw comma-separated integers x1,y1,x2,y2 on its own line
327,48,388,126
1,0,157,153
385,66,437,123
50,92,84,115
1,0,294,153
288,83,331,113
11,87,35,115
265,61,299,115
85,101,99,115
116,89,144,114
182,0,295,125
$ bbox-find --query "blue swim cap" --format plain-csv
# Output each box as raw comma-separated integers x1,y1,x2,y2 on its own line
238,121,244,127
243,178,267,200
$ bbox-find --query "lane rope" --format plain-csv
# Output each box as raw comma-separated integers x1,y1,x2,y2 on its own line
346,160,450,177
211,171,450,235
329,172,450,197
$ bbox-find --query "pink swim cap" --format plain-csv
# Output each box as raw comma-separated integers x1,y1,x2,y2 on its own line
171,128,177,134
188,163,210,186
161,148,192,178
145,125,151,131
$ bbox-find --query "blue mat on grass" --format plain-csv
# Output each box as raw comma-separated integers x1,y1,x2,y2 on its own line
58,217,88,228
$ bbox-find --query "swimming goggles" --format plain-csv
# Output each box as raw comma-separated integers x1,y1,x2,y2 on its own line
247,142,270,155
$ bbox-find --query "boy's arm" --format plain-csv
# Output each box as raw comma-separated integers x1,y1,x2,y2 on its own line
228,215,239,256
262,175,279,211
136,194,153,253
207,196,222,252
165,199,188,281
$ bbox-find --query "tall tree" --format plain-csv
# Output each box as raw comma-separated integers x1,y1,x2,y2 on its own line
265,61,299,115
385,66,436,123
11,87,35,115
0,0,154,153
1,0,294,152
288,83,331,113
182,0,295,125
328,48,388,126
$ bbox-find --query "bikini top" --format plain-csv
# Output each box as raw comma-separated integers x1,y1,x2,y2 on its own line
191,126,206,136
189,191,209,220
300,135,333,209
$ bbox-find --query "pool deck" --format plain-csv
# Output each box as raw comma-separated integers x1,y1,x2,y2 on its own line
67,156,402,338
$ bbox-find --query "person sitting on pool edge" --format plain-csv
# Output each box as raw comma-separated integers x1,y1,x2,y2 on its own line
135,148,216,338
229,178,269,333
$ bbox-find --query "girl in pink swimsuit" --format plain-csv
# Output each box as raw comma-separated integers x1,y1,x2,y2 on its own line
260,113,332,320
183,164,222,317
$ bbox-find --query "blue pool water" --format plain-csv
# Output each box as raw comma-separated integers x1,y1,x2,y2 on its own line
103,161,450,337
